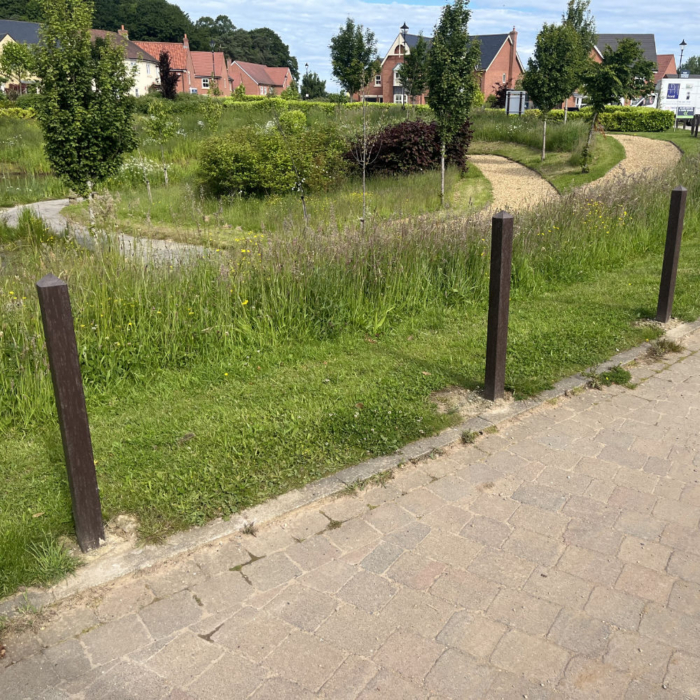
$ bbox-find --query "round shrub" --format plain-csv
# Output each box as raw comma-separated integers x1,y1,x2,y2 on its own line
346,119,473,176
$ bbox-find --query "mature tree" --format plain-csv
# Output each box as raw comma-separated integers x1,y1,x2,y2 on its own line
426,0,481,207
301,71,326,100
246,28,299,80
34,0,137,215
330,18,380,231
0,41,34,96
682,55,700,74
158,50,180,99
397,33,429,111
522,23,581,160
0,0,42,20
581,38,655,171
330,18,379,99
561,0,596,121
93,0,194,42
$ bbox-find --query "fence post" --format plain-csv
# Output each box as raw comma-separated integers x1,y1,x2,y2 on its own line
36,274,104,552
656,187,688,324
484,211,514,401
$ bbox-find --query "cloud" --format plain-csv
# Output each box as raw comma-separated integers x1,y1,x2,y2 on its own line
180,0,699,88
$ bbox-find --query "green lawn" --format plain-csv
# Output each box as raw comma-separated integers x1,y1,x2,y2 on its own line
2,152,699,599
470,133,625,192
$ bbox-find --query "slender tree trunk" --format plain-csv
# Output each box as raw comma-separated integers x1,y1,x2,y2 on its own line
162,145,169,187
145,176,152,204
564,102,568,123
87,181,95,228
440,142,446,209
582,113,597,173
541,118,547,162
361,95,367,234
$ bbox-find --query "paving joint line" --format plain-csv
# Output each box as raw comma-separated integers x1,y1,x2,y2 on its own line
2,316,700,620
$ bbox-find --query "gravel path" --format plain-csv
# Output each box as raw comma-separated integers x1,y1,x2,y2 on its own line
468,155,558,212
585,134,682,191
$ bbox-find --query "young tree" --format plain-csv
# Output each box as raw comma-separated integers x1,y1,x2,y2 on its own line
521,23,581,160
33,0,137,221
329,18,378,99
562,0,596,121
580,38,655,171
280,81,300,100
143,100,177,186
426,0,481,207
0,41,34,96
397,33,428,112
158,50,180,99
330,17,380,231
683,55,700,74
301,71,326,100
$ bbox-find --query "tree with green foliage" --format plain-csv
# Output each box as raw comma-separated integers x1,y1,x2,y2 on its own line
301,71,326,100
330,18,379,99
33,0,136,216
580,38,655,171
682,56,700,74
93,0,193,43
144,100,177,186
522,23,581,160
281,81,300,100
397,33,429,112
0,0,42,20
426,0,481,207
0,41,34,96
561,0,596,122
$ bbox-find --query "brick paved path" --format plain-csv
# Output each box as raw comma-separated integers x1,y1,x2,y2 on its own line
3,334,700,699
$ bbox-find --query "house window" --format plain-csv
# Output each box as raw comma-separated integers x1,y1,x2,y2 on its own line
146,64,151,75
190,88,198,94
375,74,381,86
394,93,407,104
135,88,139,97
260,86,267,95
502,73,507,83
202,77,210,89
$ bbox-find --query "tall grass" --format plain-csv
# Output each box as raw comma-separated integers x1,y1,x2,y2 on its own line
471,109,589,153
3,156,699,431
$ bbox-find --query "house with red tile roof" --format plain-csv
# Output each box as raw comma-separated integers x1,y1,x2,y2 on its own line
133,34,196,94
191,50,232,95
654,54,678,82
229,61,294,96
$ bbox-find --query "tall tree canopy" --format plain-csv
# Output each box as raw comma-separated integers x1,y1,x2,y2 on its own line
329,18,379,98
397,33,429,106
683,55,700,74
0,0,42,20
301,71,326,100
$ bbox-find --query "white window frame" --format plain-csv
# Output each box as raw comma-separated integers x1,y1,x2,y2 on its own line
375,74,381,86
190,88,198,94
202,77,210,89
260,85,267,95
394,93,407,104
146,63,151,75
502,73,507,83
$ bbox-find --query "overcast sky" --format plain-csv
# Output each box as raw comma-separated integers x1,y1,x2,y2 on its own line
181,0,699,88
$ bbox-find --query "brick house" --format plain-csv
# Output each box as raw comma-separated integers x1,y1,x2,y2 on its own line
191,50,232,95
229,61,294,95
133,35,196,94
359,28,523,103
0,19,41,93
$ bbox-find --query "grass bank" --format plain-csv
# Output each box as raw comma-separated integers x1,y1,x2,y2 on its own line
2,154,699,598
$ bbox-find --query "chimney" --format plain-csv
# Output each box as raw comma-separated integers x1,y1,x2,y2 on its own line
183,34,189,50
117,25,129,40
508,27,518,84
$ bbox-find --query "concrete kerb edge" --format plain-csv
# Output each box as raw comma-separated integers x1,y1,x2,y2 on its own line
2,316,698,620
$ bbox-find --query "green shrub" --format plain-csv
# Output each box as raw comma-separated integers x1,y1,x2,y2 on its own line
0,107,35,119
597,107,675,132
14,93,40,110
198,122,348,197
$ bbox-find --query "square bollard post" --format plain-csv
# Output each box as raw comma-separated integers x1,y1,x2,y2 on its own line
36,274,104,552
656,186,688,324
484,211,514,401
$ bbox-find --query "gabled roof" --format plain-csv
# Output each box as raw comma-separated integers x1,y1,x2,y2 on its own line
233,61,275,86
265,66,292,87
0,19,41,45
191,50,227,78
133,41,188,71
595,34,657,64
402,32,522,72
90,30,157,62
655,54,677,78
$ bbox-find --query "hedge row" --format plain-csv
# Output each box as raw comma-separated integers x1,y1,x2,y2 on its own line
0,107,35,119
516,105,675,132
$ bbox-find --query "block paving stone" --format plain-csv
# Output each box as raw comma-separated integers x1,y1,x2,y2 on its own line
7,338,700,698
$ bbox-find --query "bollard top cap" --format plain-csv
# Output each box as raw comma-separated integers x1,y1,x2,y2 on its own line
36,273,67,289
492,210,514,220
673,185,688,193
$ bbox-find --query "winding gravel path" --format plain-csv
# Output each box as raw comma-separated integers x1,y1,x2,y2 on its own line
1,199,204,262
468,155,558,213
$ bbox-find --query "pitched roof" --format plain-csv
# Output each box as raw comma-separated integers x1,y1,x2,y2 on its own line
265,67,292,87
191,50,227,78
233,61,275,85
90,30,157,62
655,54,677,77
404,32,516,72
133,40,188,71
0,19,41,44
595,34,657,64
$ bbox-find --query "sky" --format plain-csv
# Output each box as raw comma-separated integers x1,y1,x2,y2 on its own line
181,0,700,89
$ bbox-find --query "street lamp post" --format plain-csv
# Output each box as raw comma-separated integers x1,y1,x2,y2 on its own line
400,22,409,106
210,39,216,92
304,63,309,100
679,39,687,74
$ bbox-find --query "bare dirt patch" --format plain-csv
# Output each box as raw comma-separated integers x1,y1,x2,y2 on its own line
431,385,514,419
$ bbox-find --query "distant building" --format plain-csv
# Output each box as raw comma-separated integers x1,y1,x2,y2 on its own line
191,49,232,96
358,27,524,103
0,19,41,93
133,35,197,94
229,61,294,95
